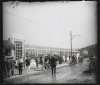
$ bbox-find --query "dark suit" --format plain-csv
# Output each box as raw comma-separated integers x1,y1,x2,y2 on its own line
18,62,23,75
50,56,57,79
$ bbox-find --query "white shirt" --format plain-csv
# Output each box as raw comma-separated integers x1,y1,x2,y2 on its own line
19,58,23,63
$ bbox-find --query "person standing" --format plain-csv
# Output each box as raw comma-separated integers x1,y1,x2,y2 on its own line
26,57,30,71
23,57,26,69
6,58,12,78
39,57,43,70
11,58,16,76
76,53,80,64
44,56,48,69
50,54,57,80
18,57,23,75
42,57,45,70
3,57,8,79
35,57,39,68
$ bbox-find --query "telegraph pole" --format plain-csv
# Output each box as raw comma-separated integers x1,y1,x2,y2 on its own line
70,31,72,57
70,31,81,58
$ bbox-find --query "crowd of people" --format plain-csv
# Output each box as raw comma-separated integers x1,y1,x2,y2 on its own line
69,55,84,66
3,54,63,79
3,56,16,79
3,53,96,80
3,56,31,79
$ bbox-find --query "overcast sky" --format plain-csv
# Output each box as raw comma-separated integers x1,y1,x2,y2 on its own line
3,1,97,49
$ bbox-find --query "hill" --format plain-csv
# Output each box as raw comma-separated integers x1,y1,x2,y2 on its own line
79,44,97,56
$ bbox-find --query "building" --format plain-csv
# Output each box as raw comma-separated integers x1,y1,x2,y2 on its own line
6,36,80,60
9,37,25,60
25,44,80,60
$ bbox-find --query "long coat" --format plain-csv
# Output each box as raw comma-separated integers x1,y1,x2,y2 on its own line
50,56,57,68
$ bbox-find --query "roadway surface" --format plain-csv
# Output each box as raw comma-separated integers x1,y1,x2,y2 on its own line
4,58,96,84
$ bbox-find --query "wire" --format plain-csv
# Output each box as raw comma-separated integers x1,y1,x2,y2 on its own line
3,10,54,30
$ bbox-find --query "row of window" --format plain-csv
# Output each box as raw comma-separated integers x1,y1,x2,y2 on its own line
16,52,22,54
16,54,22,56
16,47,22,49
16,50,22,52
16,55,22,57
16,56,22,59
15,44,22,46
14,41,22,44
26,52,77,55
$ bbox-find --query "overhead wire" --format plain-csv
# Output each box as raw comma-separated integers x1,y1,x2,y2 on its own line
3,10,54,31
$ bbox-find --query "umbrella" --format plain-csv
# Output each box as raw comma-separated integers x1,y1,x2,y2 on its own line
3,40,15,50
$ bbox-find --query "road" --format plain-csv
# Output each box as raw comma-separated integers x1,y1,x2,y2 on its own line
4,58,96,84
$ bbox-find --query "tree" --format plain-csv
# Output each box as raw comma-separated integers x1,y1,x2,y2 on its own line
3,40,15,56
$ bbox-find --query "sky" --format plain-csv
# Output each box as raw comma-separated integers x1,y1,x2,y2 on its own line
3,1,97,49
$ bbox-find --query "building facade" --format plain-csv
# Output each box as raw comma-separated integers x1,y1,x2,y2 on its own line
25,44,80,59
8,36,80,60
9,37,25,60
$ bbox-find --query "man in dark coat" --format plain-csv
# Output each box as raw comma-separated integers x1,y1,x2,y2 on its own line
50,54,57,79
26,57,30,71
44,56,47,69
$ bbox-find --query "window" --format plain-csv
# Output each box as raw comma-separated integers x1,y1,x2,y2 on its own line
16,47,18,49
16,41,18,44
20,42,22,45
19,50,22,53
16,44,18,46
20,47,22,49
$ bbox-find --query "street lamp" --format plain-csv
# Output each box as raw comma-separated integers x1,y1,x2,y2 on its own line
70,31,81,57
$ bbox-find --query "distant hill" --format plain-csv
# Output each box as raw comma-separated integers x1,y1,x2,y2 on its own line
79,44,97,56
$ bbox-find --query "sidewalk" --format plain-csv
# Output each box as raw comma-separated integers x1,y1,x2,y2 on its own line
4,61,69,80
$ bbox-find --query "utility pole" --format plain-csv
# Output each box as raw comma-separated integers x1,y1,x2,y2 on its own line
70,31,72,58
70,31,81,57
